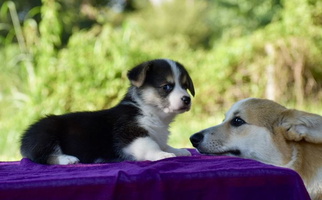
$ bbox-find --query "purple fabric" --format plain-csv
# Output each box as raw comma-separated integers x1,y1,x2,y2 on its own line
0,149,309,200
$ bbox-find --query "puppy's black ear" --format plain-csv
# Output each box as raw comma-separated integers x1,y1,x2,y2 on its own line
280,109,322,143
186,73,195,97
177,62,195,97
127,61,151,88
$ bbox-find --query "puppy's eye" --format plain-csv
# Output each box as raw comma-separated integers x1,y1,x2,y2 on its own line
162,84,174,93
230,117,246,127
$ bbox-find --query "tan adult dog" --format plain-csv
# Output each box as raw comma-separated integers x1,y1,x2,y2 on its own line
190,98,322,199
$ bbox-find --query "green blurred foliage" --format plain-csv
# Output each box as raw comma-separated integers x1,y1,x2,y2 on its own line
0,0,322,160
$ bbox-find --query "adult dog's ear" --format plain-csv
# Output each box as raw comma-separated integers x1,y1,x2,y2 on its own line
127,61,151,88
279,109,322,143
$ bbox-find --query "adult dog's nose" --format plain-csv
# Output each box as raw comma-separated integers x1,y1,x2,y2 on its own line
181,96,191,105
190,132,204,148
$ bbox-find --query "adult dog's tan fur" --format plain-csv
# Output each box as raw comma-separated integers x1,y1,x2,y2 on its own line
190,98,322,199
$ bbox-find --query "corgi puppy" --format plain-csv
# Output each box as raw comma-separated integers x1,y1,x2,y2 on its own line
21,59,195,165
190,98,322,199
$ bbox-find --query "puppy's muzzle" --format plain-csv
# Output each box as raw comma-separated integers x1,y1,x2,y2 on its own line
190,132,204,148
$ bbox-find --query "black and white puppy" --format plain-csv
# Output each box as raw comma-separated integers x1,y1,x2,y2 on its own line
20,59,195,165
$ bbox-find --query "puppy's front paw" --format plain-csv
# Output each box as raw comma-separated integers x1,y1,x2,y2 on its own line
62,155,80,165
48,155,80,165
165,147,192,157
173,148,192,156
153,152,176,161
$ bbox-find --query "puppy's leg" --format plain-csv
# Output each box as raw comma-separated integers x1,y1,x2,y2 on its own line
281,110,322,143
164,145,192,156
46,146,80,165
123,137,176,161
47,154,80,165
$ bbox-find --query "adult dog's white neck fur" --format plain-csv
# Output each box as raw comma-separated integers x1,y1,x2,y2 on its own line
283,145,298,169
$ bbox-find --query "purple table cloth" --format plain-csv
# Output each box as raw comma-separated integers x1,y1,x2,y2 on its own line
0,149,309,200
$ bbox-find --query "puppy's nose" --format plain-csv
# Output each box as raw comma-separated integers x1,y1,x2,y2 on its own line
190,133,204,148
181,96,191,105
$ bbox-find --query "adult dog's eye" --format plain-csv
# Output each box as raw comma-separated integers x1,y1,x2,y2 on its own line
162,84,174,93
230,117,246,127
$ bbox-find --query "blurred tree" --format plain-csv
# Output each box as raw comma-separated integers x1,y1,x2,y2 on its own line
0,0,41,44
0,0,139,47
208,0,282,42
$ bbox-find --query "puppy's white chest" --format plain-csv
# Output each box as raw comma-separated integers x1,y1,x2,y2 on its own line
149,127,170,146
142,119,170,145
138,114,170,148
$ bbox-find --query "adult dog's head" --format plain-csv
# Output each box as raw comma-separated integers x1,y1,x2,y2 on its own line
190,98,322,199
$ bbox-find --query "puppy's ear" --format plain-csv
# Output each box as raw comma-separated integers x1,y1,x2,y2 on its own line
279,109,322,143
177,62,195,97
186,73,195,97
127,61,151,88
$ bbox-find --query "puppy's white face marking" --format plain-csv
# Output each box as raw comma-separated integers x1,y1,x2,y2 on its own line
165,59,191,114
123,137,175,161
132,59,192,119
